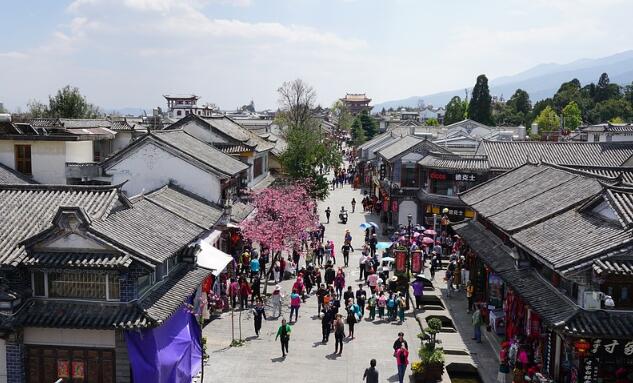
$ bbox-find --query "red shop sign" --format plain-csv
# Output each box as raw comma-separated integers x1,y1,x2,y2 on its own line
395,250,407,273
411,250,422,273
429,171,447,181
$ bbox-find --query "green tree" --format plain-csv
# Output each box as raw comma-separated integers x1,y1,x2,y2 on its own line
27,100,49,118
357,110,378,139
610,116,625,124
507,89,532,115
331,100,353,133
425,118,439,126
594,72,621,103
467,74,493,125
276,79,341,199
350,118,366,145
535,106,560,132
444,96,467,125
562,101,582,130
594,98,633,123
47,85,101,118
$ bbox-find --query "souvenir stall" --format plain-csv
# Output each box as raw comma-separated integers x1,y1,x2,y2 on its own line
502,287,550,382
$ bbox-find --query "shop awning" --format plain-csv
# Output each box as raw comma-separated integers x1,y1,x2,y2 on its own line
196,240,233,276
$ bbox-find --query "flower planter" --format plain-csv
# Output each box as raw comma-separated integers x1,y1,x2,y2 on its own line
411,363,444,383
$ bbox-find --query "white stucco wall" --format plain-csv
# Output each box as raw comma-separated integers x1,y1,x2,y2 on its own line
398,200,418,226
24,327,115,348
0,140,67,184
106,142,223,202
65,141,93,163
112,131,134,153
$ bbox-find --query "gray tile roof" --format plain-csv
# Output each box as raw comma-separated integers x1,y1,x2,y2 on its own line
22,252,133,269
230,201,255,223
140,266,211,324
512,208,633,270
461,164,604,232
145,185,224,229
0,163,34,185
0,184,121,266
477,141,633,171
378,136,448,161
151,130,249,176
418,153,489,171
559,165,633,185
92,198,204,264
14,299,148,330
453,220,577,325
604,185,633,227
563,310,633,339
201,116,275,153
593,258,633,276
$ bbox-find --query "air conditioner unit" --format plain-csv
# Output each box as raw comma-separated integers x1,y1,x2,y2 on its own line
583,291,603,310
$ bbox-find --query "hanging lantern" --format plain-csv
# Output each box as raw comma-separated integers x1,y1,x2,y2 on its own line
574,338,591,356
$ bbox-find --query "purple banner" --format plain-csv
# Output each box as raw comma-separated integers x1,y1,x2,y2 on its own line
125,306,202,383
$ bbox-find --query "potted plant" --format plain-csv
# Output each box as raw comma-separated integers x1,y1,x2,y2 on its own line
412,318,445,382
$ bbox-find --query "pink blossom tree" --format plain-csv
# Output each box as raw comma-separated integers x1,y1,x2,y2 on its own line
240,183,319,292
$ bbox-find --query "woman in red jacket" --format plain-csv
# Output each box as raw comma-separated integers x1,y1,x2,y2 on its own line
394,343,409,383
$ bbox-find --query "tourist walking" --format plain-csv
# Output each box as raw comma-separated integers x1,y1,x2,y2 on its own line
363,359,379,383
351,198,356,213
412,277,424,309
397,293,407,323
356,284,367,318
394,343,409,383
271,285,283,317
367,292,377,320
275,319,291,357
316,283,328,316
377,292,387,319
334,269,346,299
392,332,409,352
346,299,359,339
325,207,331,223
321,303,334,343
239,279,251,310
472,304,483,343
289,289,301,322
341,242,353,267
252,298,266,337
334,314,345,355
466,280,474,312
430,253,437,280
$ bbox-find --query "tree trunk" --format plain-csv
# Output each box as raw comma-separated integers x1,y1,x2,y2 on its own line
262,250,283,296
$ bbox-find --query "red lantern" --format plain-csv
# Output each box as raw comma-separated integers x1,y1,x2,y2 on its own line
574,339,590,356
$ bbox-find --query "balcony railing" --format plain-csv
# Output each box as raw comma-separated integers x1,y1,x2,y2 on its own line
65,162,102,179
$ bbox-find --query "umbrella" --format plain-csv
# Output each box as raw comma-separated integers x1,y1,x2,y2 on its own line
413,232,421,238
422,237,435,245
359,222,371,230
368,222,380,229
381,257,395,262
376,242,393,250
424,229,437,236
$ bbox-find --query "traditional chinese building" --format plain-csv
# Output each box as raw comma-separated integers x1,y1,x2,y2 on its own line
454,162,633,382
340,93,372,115
0,183,227,383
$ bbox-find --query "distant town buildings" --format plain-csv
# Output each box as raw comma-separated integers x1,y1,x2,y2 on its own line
340,93,372,115
163,94,218,119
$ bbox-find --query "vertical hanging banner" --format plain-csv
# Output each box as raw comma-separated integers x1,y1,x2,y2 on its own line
411,250,422,273
394,250,407,273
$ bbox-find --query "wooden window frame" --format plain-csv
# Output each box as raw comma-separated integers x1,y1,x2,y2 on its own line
15,144,32,175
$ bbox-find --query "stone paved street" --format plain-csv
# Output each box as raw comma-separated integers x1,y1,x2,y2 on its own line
201,178,422,383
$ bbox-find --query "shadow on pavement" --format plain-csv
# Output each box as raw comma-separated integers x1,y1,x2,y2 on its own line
271,356,286,363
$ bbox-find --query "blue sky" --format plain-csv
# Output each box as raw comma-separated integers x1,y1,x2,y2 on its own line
1,0,632,112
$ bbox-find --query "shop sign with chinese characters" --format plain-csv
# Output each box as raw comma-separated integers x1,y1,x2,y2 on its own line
455,174,477,182
590,338,633,357
582,357,599,383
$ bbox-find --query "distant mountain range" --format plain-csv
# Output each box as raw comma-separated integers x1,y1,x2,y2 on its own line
372,50,633,111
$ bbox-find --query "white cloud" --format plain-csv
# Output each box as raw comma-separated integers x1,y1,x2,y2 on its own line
0,52,29,59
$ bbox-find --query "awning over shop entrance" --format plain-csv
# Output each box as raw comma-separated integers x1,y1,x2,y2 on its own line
196,238,233,276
